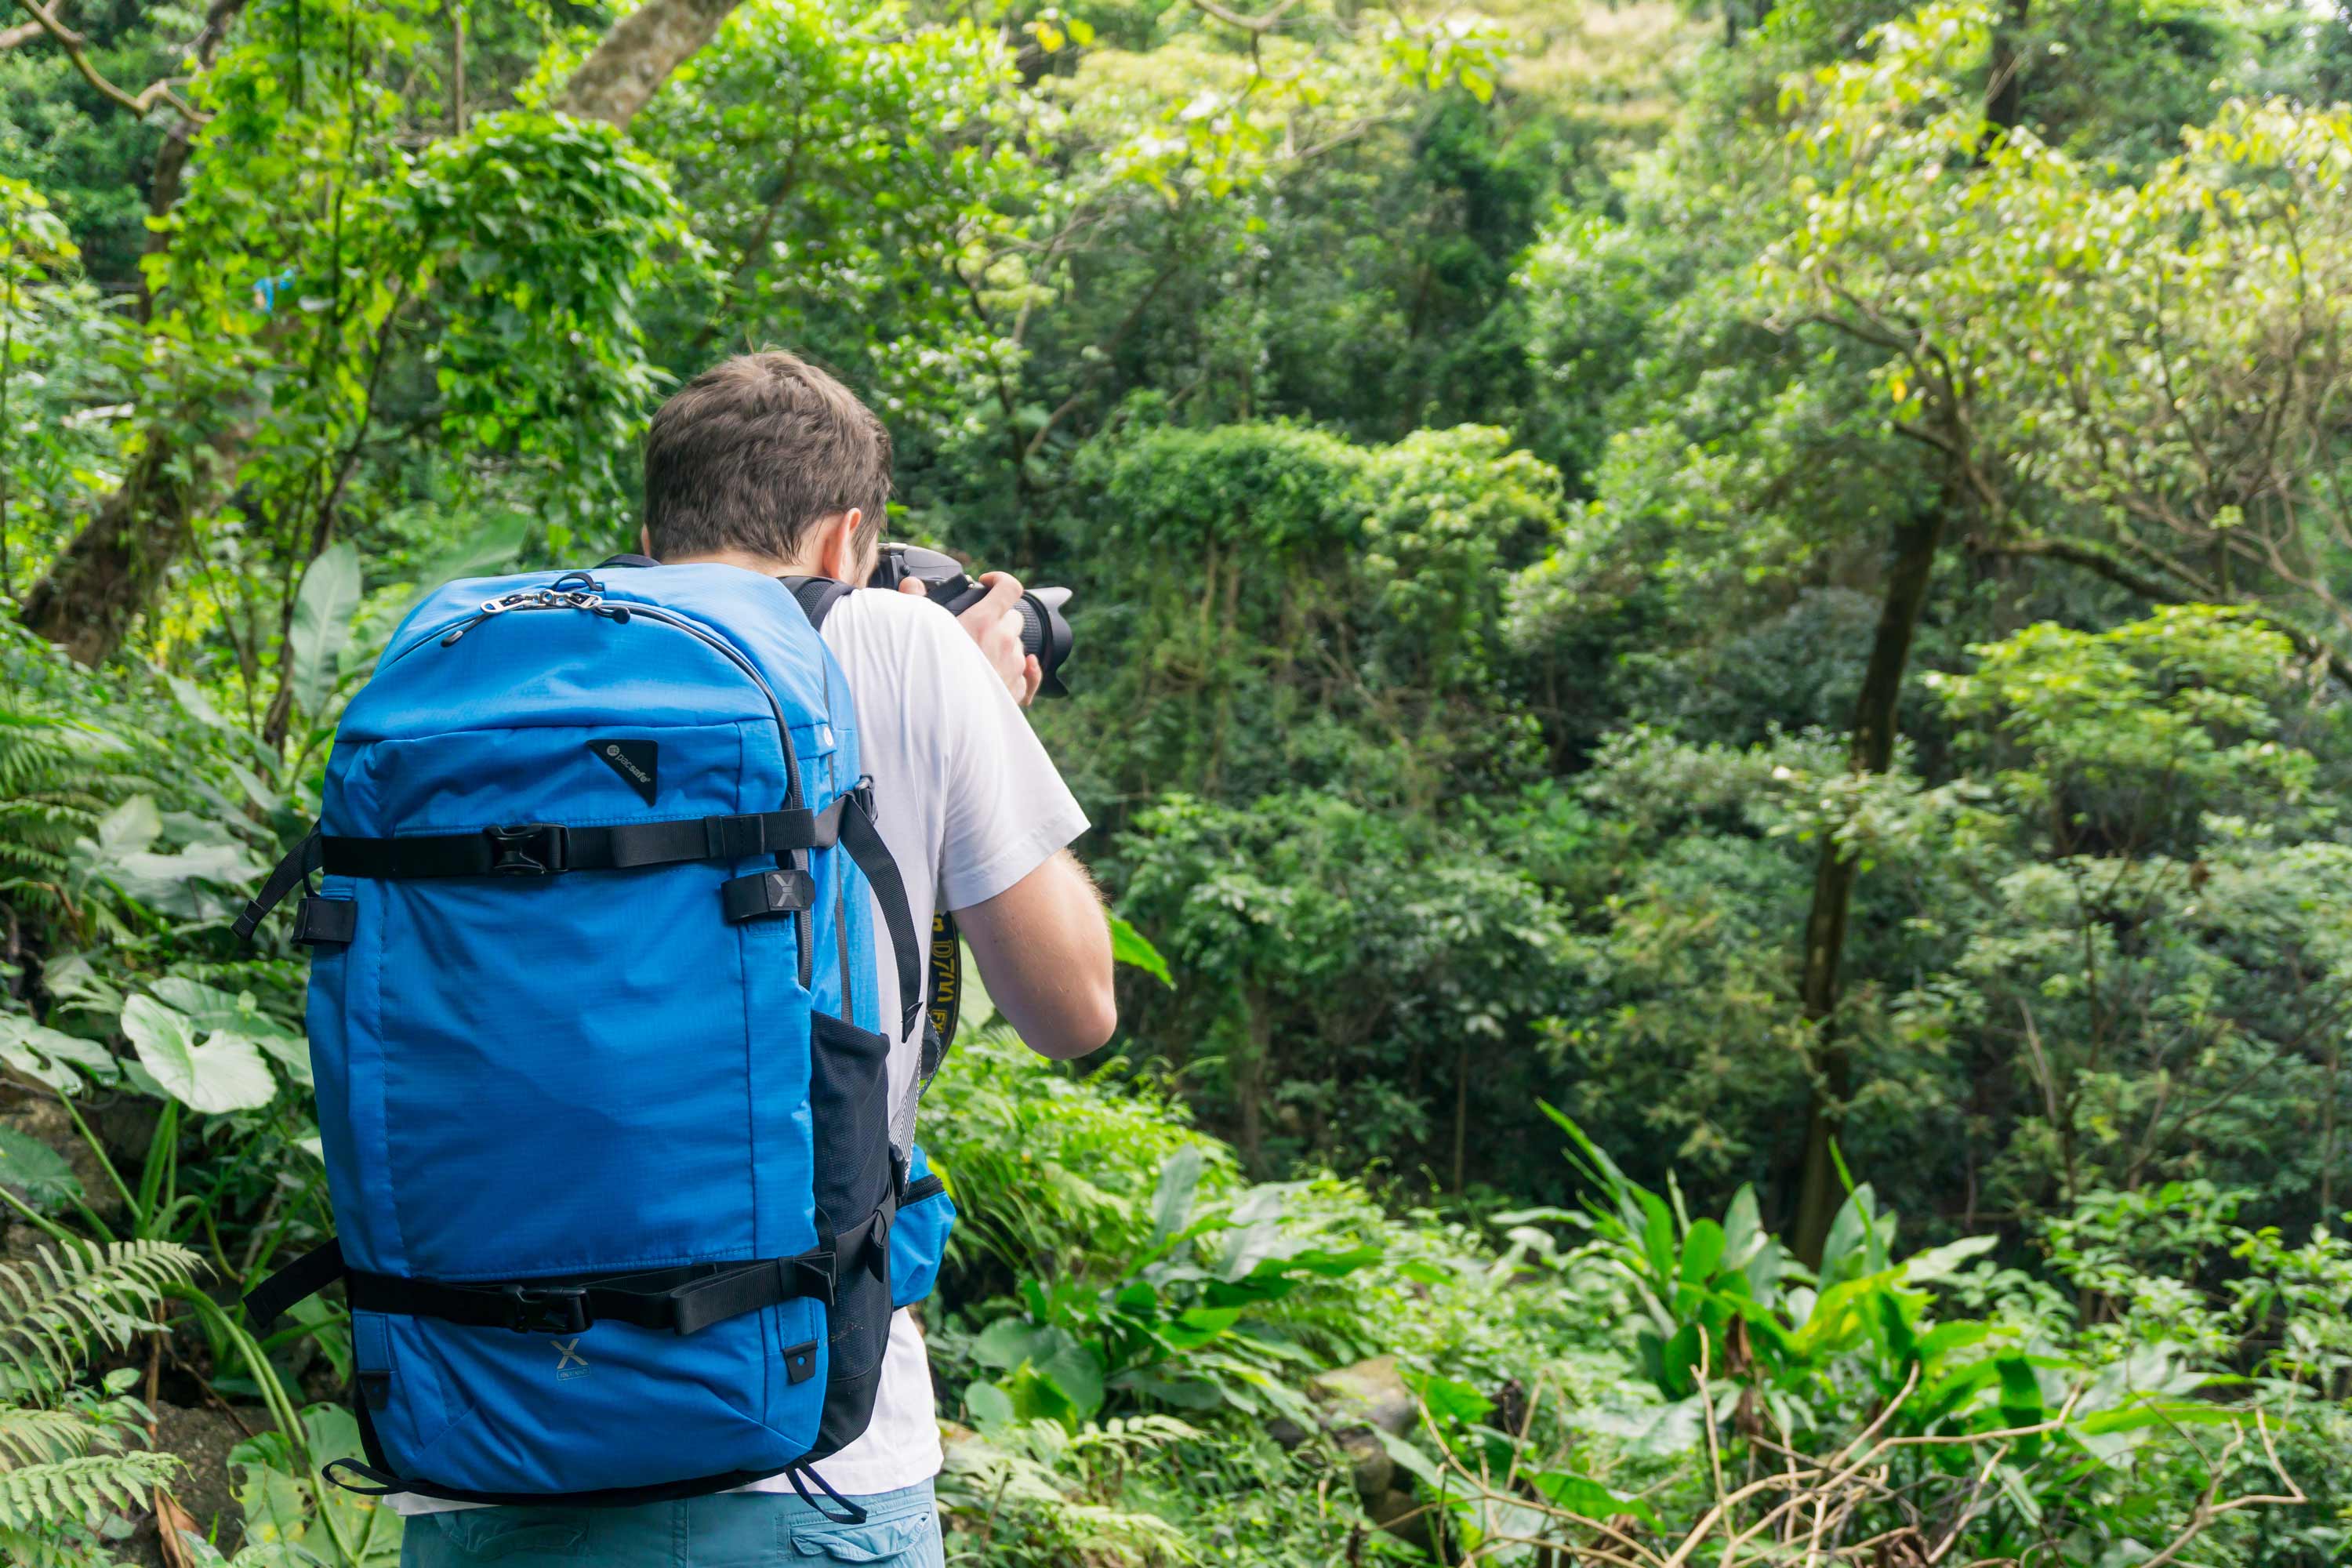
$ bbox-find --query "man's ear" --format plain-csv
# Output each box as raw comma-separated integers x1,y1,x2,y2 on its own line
639,524,655,558
818,509,864,582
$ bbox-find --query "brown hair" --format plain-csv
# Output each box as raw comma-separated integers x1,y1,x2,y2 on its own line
643,351,891,564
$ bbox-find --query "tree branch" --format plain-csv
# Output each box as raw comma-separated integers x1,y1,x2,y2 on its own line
9,0,207,120
1187,0,1301,33
1969,532,2352,690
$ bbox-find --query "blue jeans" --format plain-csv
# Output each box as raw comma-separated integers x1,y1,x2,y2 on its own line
397,1479,945,1566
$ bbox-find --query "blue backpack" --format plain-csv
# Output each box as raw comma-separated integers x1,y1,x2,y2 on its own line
238,561,957,1519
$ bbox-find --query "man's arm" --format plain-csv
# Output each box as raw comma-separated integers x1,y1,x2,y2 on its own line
957,849,1116,1060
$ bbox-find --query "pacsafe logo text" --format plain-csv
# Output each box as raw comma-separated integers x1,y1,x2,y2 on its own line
587,738,659,804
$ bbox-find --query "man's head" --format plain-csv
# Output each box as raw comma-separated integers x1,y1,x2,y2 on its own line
642,351,891,579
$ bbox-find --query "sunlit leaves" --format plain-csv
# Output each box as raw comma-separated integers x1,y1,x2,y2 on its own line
118,996,277,1115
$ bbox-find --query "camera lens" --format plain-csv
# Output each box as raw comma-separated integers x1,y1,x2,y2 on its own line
1018,591,1076,697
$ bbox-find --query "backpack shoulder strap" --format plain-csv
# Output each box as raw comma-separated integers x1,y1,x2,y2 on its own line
780,575,855,632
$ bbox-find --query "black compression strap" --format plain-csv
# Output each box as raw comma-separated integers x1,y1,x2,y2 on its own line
245,1236,346,1333
233,828,323,942
836,792,926,1040
243,1221,890,1338
321,800,846,880
780,575,855,632
345,1250,845,1337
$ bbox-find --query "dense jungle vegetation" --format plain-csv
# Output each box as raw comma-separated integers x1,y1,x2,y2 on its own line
5,0,2352,1558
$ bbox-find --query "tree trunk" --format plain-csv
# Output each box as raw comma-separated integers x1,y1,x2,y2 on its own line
1984,0,2028,143
1790,483,1953,1262
554,0,747,125
19,0,746,663
1235,1004,1270,1172
1451,1038,1470,1192
17,444,201,665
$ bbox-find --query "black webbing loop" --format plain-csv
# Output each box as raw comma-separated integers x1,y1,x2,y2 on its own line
321,1457,407,1497
233,828,323,942
836,790,926,1041
786,1464,869,1526
722,868,817,923
245,1236,345,1333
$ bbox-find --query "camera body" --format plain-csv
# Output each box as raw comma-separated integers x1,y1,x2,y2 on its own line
868,543,1075,697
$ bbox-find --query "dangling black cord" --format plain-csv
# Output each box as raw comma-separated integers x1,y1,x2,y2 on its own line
786,1464,870,1525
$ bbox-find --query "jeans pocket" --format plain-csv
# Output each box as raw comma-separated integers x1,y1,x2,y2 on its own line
786,1508,939,1563
429,1509,588,1563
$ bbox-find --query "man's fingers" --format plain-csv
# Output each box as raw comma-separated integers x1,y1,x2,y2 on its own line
898,578,930,597
968,570,1025,619
1019,655,1044,707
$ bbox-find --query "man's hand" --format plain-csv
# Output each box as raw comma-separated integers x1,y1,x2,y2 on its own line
902,571,1043,706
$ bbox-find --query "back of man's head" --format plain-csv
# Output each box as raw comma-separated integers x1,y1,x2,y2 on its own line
644,351,891,564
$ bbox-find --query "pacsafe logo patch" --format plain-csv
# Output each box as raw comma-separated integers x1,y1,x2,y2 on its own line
554,1338,590,1381
589,738,659,805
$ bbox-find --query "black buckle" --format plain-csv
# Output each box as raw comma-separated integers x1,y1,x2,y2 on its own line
790,1251,837,1307
499,1283,590,1334
487,824,568,875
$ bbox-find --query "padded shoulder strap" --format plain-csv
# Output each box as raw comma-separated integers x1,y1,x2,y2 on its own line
780,575,855,633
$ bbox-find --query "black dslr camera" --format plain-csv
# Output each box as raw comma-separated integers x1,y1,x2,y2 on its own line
869,543,1075,697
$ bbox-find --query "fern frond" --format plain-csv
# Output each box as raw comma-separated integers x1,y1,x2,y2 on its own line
0,1449,179,1530
0,1522,85,1568
0,1409,97,1469
0,1241,203,1400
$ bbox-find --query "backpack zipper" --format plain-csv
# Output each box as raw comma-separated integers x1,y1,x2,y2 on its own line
416,587,818,991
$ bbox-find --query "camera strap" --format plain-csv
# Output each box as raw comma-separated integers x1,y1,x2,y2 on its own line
922,910,961,1094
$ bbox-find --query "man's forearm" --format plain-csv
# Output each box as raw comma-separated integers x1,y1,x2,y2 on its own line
959,850,1116,1059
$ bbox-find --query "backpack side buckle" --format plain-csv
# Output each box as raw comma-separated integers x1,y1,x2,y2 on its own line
486,824,568,875
499,1283,590,1334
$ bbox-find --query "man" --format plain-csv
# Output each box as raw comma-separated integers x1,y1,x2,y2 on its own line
399,351,1116,1566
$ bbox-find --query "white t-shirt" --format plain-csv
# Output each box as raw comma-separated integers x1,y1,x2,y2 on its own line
789,585,1088,1496
394,582,1087,1512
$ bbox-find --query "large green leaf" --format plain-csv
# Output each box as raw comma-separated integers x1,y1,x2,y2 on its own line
1108,910,1174,988
1526,1472,1664,1530
0,1127,82,1210
0,1016,118,1094
120,997,277,1114
287,542,363,719
1147,1145,1204,1248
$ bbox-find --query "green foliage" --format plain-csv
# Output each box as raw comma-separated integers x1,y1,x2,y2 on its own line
0,1241,198,1566
6,0,2352,1556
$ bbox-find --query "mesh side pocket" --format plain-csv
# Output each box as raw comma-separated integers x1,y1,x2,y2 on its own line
808,1012,893,1386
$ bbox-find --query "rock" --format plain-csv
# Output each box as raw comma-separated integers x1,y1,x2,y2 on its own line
1306,1354,1416,1436
1336,1425,1393,1497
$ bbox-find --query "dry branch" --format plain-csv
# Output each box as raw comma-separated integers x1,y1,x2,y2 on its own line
9,0,206,120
